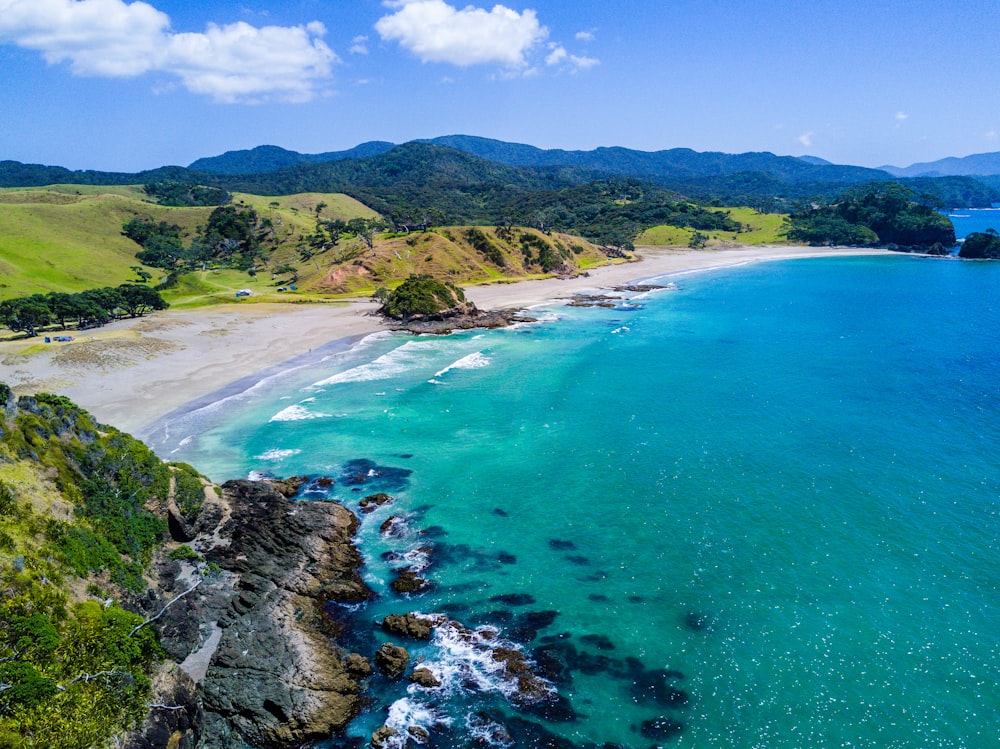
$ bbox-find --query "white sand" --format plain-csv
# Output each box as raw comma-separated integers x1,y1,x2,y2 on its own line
0,245,888,436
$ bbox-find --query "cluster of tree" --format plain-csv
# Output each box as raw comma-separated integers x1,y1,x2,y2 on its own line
0,394,180,746
377,274,468,318
123,205,271,271
0,285,167,337
142,181,231,207
958,229,1000,258
786,183,956,249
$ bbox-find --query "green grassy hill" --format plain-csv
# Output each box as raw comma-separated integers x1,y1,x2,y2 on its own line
637,207,789,247
0,186,614,309
0,187,379,303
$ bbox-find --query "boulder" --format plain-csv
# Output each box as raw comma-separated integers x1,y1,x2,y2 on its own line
381,612,442,640
375,643,410,678
410,667,441,688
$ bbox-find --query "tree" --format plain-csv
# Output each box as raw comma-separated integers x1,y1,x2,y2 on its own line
116,285,168,318
0,296,52,337
346,217,386,252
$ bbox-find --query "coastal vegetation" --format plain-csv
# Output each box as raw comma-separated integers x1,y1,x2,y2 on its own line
0,389,182,747
785,183,956,250
378,274,468,319
958,229,1000,258
0,285,167,338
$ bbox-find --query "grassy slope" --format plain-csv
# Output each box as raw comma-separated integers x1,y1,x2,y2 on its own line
0,186,613,308
637,207,789,246
0,187,379,302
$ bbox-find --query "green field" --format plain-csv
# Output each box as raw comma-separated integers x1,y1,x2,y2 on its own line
637,207,789,247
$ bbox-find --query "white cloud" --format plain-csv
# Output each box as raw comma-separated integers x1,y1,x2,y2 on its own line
0,0,336,102
575,30,595,42
375,0,547,67
797,131,814,148
894,111,908,128
350,34,369,55
544,42,598,72
986,130,997,141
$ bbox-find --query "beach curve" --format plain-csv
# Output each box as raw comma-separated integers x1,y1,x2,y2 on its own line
0,245,888,437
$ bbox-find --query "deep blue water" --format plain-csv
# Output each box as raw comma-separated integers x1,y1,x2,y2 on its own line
948,208,1000,239
152,255,1000,748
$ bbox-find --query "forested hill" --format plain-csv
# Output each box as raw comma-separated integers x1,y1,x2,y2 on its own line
189,135,891,185
188,141,395,175
3,140,1000,212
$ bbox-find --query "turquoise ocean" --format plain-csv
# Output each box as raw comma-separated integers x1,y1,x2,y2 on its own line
148,251,1000,748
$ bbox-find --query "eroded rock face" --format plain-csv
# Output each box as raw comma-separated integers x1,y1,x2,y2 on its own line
130,479,374,749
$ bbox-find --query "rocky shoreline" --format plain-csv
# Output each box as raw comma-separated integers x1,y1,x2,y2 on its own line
124,478,374,749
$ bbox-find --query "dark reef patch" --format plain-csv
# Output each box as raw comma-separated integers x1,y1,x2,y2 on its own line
549,539,577,551
339,459,412,492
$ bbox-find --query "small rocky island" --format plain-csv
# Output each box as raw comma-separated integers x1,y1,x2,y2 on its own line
377,273,534,333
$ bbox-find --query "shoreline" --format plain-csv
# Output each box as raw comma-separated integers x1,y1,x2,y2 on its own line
0,245,889,437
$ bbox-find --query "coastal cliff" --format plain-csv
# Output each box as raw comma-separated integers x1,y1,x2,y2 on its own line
0,387,375,748
125,479,373,749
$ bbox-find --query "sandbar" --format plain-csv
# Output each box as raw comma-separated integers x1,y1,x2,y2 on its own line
0,245,889,437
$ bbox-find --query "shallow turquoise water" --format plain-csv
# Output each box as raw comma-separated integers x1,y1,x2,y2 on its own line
154,255,1000,748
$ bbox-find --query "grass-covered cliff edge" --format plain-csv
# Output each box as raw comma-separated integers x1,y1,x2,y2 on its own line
0,385,374,748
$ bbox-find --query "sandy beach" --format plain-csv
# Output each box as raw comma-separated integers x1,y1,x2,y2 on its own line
0,245,887,437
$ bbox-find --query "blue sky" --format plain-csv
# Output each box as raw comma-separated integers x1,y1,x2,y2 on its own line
1,0,998,172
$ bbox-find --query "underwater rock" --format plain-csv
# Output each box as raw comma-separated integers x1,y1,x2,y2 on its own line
489,593,536,606
549,539,577,551
630,669,689,708
682,611,716,632
580,634,615,651
639,716,685,740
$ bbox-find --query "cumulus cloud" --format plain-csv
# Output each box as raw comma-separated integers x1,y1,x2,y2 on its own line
797,131,814,148
545,43,597,71
894,111,908,128
0,0,336,102
375,0,548,68
575,30,595,42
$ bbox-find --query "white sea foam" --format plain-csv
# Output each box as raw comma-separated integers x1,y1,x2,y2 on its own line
269,404,331,422
432,351,491,380
415,622,543,701
253,448,302,461
247,470,271,481
383,698,452,747
311,339,448,387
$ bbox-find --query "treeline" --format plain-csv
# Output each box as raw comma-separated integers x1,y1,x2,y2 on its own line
142,180,231,207
0,285,167,337
786,183,956,250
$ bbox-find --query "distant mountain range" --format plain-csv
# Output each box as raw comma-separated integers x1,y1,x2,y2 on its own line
189,135,890,185
3,137,1000,211
880,151,1000,178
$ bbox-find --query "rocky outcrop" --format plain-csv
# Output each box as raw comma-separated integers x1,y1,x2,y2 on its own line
381,612,444,640
126,479,374,749
385,308,536,334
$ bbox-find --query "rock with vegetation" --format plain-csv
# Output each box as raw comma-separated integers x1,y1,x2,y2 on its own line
378,273,474,320
0,387,376,749
958,229,1000,258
